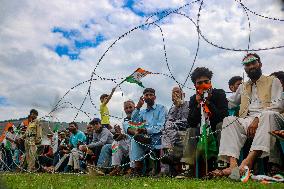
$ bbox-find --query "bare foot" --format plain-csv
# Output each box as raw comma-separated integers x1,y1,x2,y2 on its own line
239,159,252,176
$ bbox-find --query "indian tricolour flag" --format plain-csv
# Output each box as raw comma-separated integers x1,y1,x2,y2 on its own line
112,144,120,154
124,68,151,88
128,121,146,129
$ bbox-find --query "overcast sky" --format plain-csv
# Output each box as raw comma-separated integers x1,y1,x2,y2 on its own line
0,0,283,124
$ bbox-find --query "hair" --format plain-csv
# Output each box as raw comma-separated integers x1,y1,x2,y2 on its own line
242,53,261,63
124,100,135,106
8,127,13,132
30,109,38,116
191,67,213,83
228,76,243,86
89,118,101,126
69,121,78,128
143,88,155,95
270,71,284,83
100,94,109,101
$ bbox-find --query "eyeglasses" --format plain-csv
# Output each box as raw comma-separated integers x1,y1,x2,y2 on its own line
196,79,211,85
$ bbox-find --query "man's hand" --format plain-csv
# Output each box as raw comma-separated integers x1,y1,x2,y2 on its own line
247,117,259,138
111,87,117,93
113,133,126,141
173,92,182,107
136,96,144,109
137,128,147,134
205,91,212,105
79,145,88,152
196,94,202,108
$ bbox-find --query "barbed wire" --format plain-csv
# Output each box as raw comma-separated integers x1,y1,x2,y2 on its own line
1,0,284,173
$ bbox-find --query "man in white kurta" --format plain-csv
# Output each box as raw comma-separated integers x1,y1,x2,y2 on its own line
217,53,284,176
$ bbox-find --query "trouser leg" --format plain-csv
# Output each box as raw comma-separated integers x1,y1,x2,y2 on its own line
218,116,253,162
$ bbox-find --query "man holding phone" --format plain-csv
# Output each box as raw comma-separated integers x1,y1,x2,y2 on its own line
127,88,167,176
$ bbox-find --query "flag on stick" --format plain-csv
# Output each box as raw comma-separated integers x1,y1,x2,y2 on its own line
124,68,151,88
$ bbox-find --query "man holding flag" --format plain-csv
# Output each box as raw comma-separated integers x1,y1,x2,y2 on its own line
179,67,228,178
128,88,167,176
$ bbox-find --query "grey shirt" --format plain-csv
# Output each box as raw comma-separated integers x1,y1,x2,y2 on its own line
162,101,189,148
87,128,114,148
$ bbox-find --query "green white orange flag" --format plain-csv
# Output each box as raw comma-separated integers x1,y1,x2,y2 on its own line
124,68,151,88
128,121,146,129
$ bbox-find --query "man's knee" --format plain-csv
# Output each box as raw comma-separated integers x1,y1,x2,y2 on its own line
261,110,280,118
222,116,236,129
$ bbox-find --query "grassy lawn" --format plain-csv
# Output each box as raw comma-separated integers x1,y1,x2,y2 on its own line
1,173,283,189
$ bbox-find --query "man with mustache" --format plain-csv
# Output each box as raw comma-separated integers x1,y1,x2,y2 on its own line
213,53,284,178
128,88,167,176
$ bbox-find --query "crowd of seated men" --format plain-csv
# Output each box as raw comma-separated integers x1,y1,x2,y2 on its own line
1,53,283,179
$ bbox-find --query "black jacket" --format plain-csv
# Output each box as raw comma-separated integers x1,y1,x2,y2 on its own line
187,88,228,131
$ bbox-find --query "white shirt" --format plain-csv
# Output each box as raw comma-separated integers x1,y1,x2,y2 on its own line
228,77,283,117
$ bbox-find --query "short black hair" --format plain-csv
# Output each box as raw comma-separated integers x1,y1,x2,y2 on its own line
143,88,155,95
69,121,78,128
30,109,38,116
242,53,261,63
191,67,213,83
100,94,109,101
271,71,284,83
228,76,243,86
89,118,101,126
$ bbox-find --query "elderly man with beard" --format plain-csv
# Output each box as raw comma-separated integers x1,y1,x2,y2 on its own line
128,88,167,176
161,86,189,176
212,53,284,179
89,101,136,176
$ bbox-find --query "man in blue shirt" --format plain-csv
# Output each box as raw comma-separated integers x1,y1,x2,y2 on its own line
60,122,86,172
128,88,167,176
69,122,86,148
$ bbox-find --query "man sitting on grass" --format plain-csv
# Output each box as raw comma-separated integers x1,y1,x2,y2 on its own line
79,118,113,174
128,88,167,177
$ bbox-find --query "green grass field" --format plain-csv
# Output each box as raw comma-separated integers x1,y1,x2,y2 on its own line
1,173,283,189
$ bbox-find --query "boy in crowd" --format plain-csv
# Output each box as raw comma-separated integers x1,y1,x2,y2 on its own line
100,87,117,130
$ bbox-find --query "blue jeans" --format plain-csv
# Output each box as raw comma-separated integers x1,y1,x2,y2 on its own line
97,144,112,168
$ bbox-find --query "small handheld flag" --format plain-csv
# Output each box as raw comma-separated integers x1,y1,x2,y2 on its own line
123,68,151,88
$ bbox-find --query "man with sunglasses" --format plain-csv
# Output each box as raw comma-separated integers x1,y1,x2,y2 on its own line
178,67,228,178
213,53,283,178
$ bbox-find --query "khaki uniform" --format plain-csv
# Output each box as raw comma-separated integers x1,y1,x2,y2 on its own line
24,119,42,172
